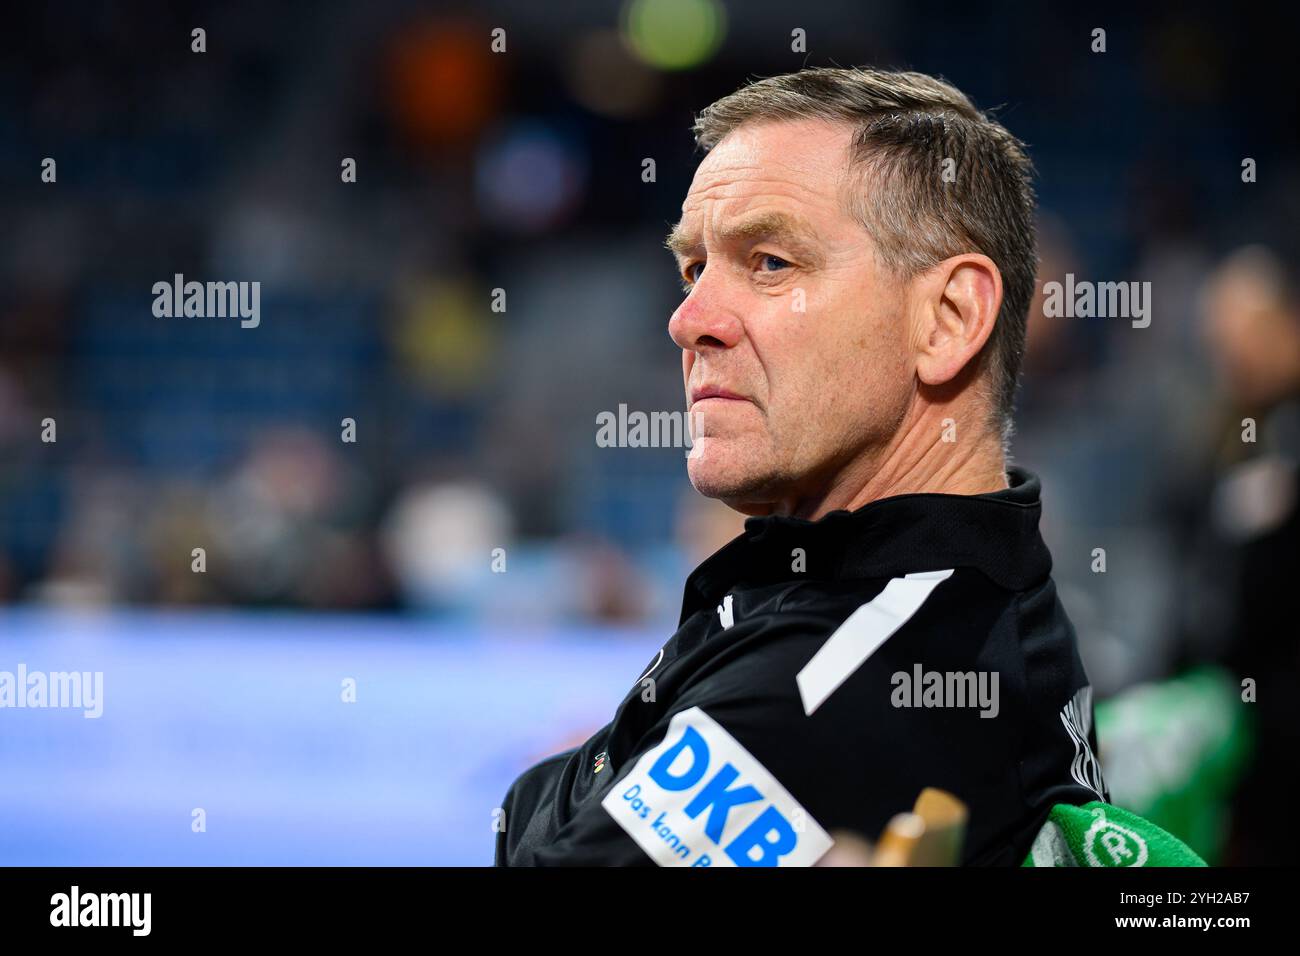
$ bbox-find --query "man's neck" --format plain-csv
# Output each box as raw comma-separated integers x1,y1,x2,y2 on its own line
779,405,1009,520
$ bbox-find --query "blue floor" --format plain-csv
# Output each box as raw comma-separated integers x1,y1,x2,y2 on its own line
0,609,656,865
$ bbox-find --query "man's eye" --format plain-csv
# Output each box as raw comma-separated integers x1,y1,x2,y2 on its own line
759,254,791,272
682,262,704,285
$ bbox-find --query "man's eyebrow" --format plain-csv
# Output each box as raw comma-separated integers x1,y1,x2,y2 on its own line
664,223,698,259
664,212,824,262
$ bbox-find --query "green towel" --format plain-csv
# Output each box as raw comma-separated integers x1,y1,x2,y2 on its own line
1095,666,1251,864
1022,802,1207,867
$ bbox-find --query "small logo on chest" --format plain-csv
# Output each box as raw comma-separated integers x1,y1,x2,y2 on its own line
593,751,609,774
717,594,735,629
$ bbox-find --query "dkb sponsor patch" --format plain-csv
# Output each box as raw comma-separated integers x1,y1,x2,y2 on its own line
600,707,831,867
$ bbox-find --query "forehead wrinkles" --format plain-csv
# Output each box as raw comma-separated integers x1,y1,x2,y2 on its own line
680,176,841,244
679,130,856,241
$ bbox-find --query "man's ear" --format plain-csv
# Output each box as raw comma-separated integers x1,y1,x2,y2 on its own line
912,254,1003,387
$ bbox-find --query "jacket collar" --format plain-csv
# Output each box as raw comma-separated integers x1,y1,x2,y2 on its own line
680,466,1053,625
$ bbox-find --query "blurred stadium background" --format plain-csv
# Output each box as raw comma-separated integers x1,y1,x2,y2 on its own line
1,1,1296,864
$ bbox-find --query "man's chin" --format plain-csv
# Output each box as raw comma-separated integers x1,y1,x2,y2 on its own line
686,450,779,513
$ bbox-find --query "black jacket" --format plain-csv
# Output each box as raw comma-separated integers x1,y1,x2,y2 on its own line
495,467,1107,866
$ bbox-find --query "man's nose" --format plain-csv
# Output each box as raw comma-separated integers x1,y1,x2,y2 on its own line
668,275,744,352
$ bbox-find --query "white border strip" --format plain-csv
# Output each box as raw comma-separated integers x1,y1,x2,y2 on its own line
795,569,954,716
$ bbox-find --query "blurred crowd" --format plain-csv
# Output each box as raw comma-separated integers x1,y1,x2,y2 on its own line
0,1,1297,861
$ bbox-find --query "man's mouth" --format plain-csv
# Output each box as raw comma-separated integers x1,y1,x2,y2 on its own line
690,385,749,407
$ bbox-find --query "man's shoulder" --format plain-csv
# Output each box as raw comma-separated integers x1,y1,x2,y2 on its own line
667,564,1088,789
687,566,1040,706
662,566,1093,862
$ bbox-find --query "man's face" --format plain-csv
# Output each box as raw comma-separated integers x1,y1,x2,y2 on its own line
668,118,913,515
